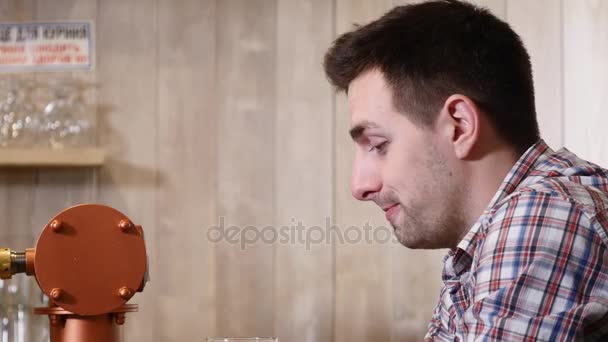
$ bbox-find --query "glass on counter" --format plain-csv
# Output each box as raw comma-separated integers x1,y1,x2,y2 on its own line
207,338,278,342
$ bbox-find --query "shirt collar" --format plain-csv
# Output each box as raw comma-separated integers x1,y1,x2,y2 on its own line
448,139,551,276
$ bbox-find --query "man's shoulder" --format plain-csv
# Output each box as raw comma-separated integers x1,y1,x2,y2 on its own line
519,178,608,216
507,147,608,217
480,153,608,250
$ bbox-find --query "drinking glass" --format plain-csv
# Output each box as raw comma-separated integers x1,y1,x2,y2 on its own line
0,79,40,148
41,80,93,148
206,338,278,342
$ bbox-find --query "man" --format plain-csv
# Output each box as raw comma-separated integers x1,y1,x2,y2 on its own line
323,0,608,340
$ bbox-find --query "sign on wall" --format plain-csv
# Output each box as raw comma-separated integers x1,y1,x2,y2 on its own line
0,21,93,72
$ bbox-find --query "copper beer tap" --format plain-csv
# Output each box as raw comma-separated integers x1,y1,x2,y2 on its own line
1,204,148,342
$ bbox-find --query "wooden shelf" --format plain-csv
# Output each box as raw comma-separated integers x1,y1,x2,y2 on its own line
0,147,105,167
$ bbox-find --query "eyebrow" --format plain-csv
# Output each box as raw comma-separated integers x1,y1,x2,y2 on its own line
349,121,379,140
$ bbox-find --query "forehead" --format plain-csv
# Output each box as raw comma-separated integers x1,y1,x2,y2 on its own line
347,69,397,127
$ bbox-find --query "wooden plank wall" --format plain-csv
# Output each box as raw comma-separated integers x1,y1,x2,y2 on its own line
563,0,608,165
0,1,606,341
274,1,334,342
215,0,276,336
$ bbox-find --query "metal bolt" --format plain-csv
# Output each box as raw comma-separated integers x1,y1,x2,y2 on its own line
118,219,133,232
115,313,126,325
50,288,63,300
50,314,62,327
118,286,132,299
50,220,62,232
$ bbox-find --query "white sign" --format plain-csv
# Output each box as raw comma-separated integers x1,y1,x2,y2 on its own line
0,21,93,72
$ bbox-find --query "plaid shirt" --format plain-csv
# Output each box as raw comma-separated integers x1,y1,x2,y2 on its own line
425,140,608,341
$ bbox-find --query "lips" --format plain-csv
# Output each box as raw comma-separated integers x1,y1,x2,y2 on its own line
383,204,399,222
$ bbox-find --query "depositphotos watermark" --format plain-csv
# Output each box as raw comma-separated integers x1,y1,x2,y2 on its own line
206,216,400,250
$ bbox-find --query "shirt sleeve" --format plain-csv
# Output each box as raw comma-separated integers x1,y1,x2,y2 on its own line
460,191,608,341
425,296,452,341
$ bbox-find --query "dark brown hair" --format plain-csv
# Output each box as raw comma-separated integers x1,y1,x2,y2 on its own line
324,0,540,153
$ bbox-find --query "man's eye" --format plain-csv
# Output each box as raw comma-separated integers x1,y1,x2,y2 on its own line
369,141,388,154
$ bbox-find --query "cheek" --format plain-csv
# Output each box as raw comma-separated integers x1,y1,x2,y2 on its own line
382,148,420,191
384,145,443,202
386,146,424,177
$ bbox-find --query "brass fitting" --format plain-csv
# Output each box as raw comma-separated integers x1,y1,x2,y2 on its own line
0,248,11,279
0,248,27,280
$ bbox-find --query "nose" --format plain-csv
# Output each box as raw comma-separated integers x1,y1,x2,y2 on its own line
351,157,382,201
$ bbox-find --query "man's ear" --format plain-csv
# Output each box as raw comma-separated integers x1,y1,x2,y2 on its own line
436,94,481,159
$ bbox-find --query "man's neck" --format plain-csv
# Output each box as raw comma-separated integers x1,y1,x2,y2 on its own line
463,145,520,235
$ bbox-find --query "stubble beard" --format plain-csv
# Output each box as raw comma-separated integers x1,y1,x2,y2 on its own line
391,160,468,249
391,202,466,249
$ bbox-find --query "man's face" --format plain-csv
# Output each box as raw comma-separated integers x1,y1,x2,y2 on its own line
348,69,465,249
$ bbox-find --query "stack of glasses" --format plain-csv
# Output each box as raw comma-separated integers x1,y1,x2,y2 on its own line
0,78,94,149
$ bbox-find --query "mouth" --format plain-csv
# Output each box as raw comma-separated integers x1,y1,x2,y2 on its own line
382,204,398,212
382,204,400,222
